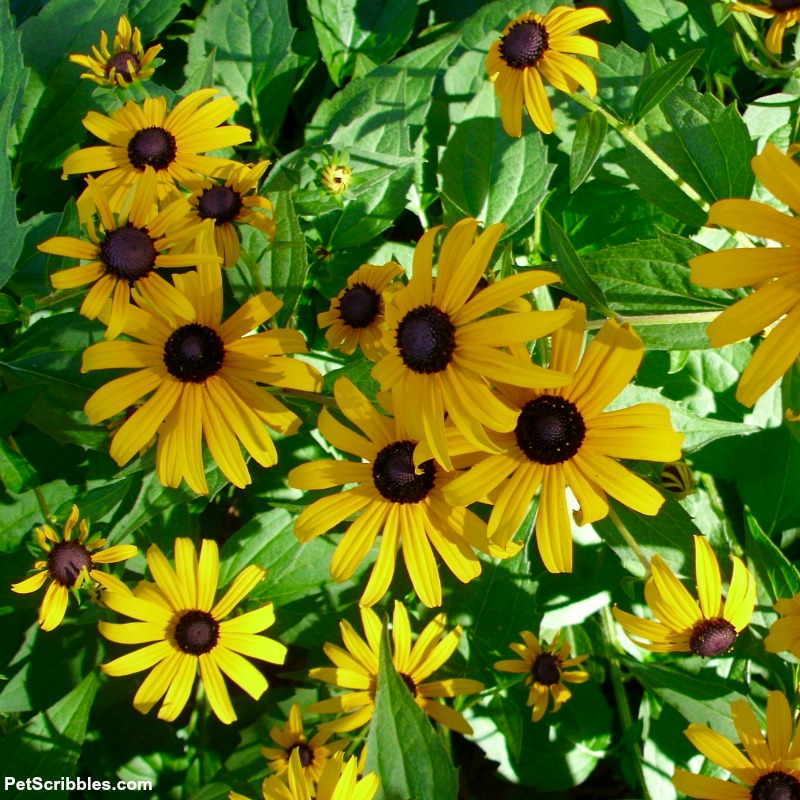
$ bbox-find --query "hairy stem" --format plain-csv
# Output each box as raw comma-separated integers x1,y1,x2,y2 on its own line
584,310,721,330
607,505,651,576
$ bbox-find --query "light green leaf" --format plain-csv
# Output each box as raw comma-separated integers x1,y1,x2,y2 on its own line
0,439,38,494
631,48,702,123
745,512,800,609
569,111,608,191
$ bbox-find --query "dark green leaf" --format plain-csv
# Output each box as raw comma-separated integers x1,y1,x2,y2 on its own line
52,478,134,526
745,511,800,607
0,293,18,322
569,111,608,191
631,49,702,123
0,438,38,493
0,385,45,437
128,0,185,39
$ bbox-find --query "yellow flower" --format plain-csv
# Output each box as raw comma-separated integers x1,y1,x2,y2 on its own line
308,601,483,735
673,690,800,799
690,144,800,407
260,703,349,790
317,262,404,361
99,538,286,724
38,167,215,340
320,164,352,195
442,299,684,573
372,217,573,471
764,592,800,657
613,535,756,656
81,264,321,494
11,505,137,631
69,15,161,87
486,7,610,137
287,377,519,608
494,631,589,722
186,161,276,267
732,1,800,54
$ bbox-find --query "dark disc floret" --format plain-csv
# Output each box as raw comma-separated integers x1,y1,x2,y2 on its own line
400,672,418,696
689,617,737,658
197,185,243,225
500,20,550,69
751,771,800,800
338,283,381,329
770,0,800,10
47,540,93,587
127,126,177,171
396,305,456,374
288,742,315,768
106,51,141,82
173,609,220,655
515,395,586,465
372,440,436,504
100,224,157,282
466,276,489,304
163,323,225,383
532,652,561,686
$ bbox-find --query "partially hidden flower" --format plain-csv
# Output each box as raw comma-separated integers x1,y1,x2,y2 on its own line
11,505,136,631
613,535,756,656
99,538,286,724
660,460,697,501
320,163,352,195
732,1,800,54
764,592,800,657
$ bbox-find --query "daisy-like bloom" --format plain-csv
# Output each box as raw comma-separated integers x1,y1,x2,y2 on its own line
443,299,683,573
81,263,321,494
62,89,251,219
372,217,573,471
764,593,800,657
673,690,800,800
486,7,610,137
612,535,756,657
288,377,520,608
11,505,136,631
69,15,161,87
38,167,215,340
260,702,349,788
186,161,275,268
99,538,287,724
320,163,352,195
732,1,800,54
318,262,404,361
690,144,800,408
494,631,589,722
308,601,483,735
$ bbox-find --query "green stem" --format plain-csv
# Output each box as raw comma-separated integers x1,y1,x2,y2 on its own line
7,436,50,520
276,388,338,408
607,505,650,576
584,310,721,330
34,289,85,311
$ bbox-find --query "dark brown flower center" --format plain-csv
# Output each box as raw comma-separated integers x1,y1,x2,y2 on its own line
197,185,243,225
467,277,489,303
128,126,177,171
751,772,800,800
689,618,737,658
532,652,561,686
515,395,586,465
47,541,93,587
396,305,456,374
288,742,315,768
100,224,157,282
106,51,141,82
163,323,225,383
400,672,418,696
372,440,436,504
500,21,550,69
770,0,800,11
173,610,220,655
338,283,381,329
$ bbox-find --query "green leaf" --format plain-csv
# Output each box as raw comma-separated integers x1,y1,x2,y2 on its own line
569,111,608,191
0,293,18,322
440,82,554,240
745,512,800,608
365,622,458,800
545,212,613,316
128,0,186,39
0,439,38,493
53,478,134,526
0,479,74,553
0,672,100,799
0,385,46,437
631,49,702,123
307,0,417,86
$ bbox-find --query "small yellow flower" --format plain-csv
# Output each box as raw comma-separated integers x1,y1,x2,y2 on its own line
764,592,800,657
494,631,589,722
613,536,756,656
660,460,697,501
11,505,137,631
320,164,352,195
69,15,161,87
732,1,800,54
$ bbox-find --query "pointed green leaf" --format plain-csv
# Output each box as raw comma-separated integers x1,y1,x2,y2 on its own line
569,111,608,191
745,512,800,607
631,49,702,123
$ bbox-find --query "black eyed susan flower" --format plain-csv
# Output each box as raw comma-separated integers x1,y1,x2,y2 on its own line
186,161,276,268
733,1,800,54
308,601,483,735
486,6,610,137
613,535,756,656
260,702,349,787
690,144,800,408
442,299,684,573
317,262,404,361
69,15,161,87
62,89,251,218
287,377,520,608
494,631,589,722
372,217,573,471
11,505,137,631
99,538,286,724
764,593,800,657
673,690,800,800
81,264,321,494
660,460,697,500
38,167,215,340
